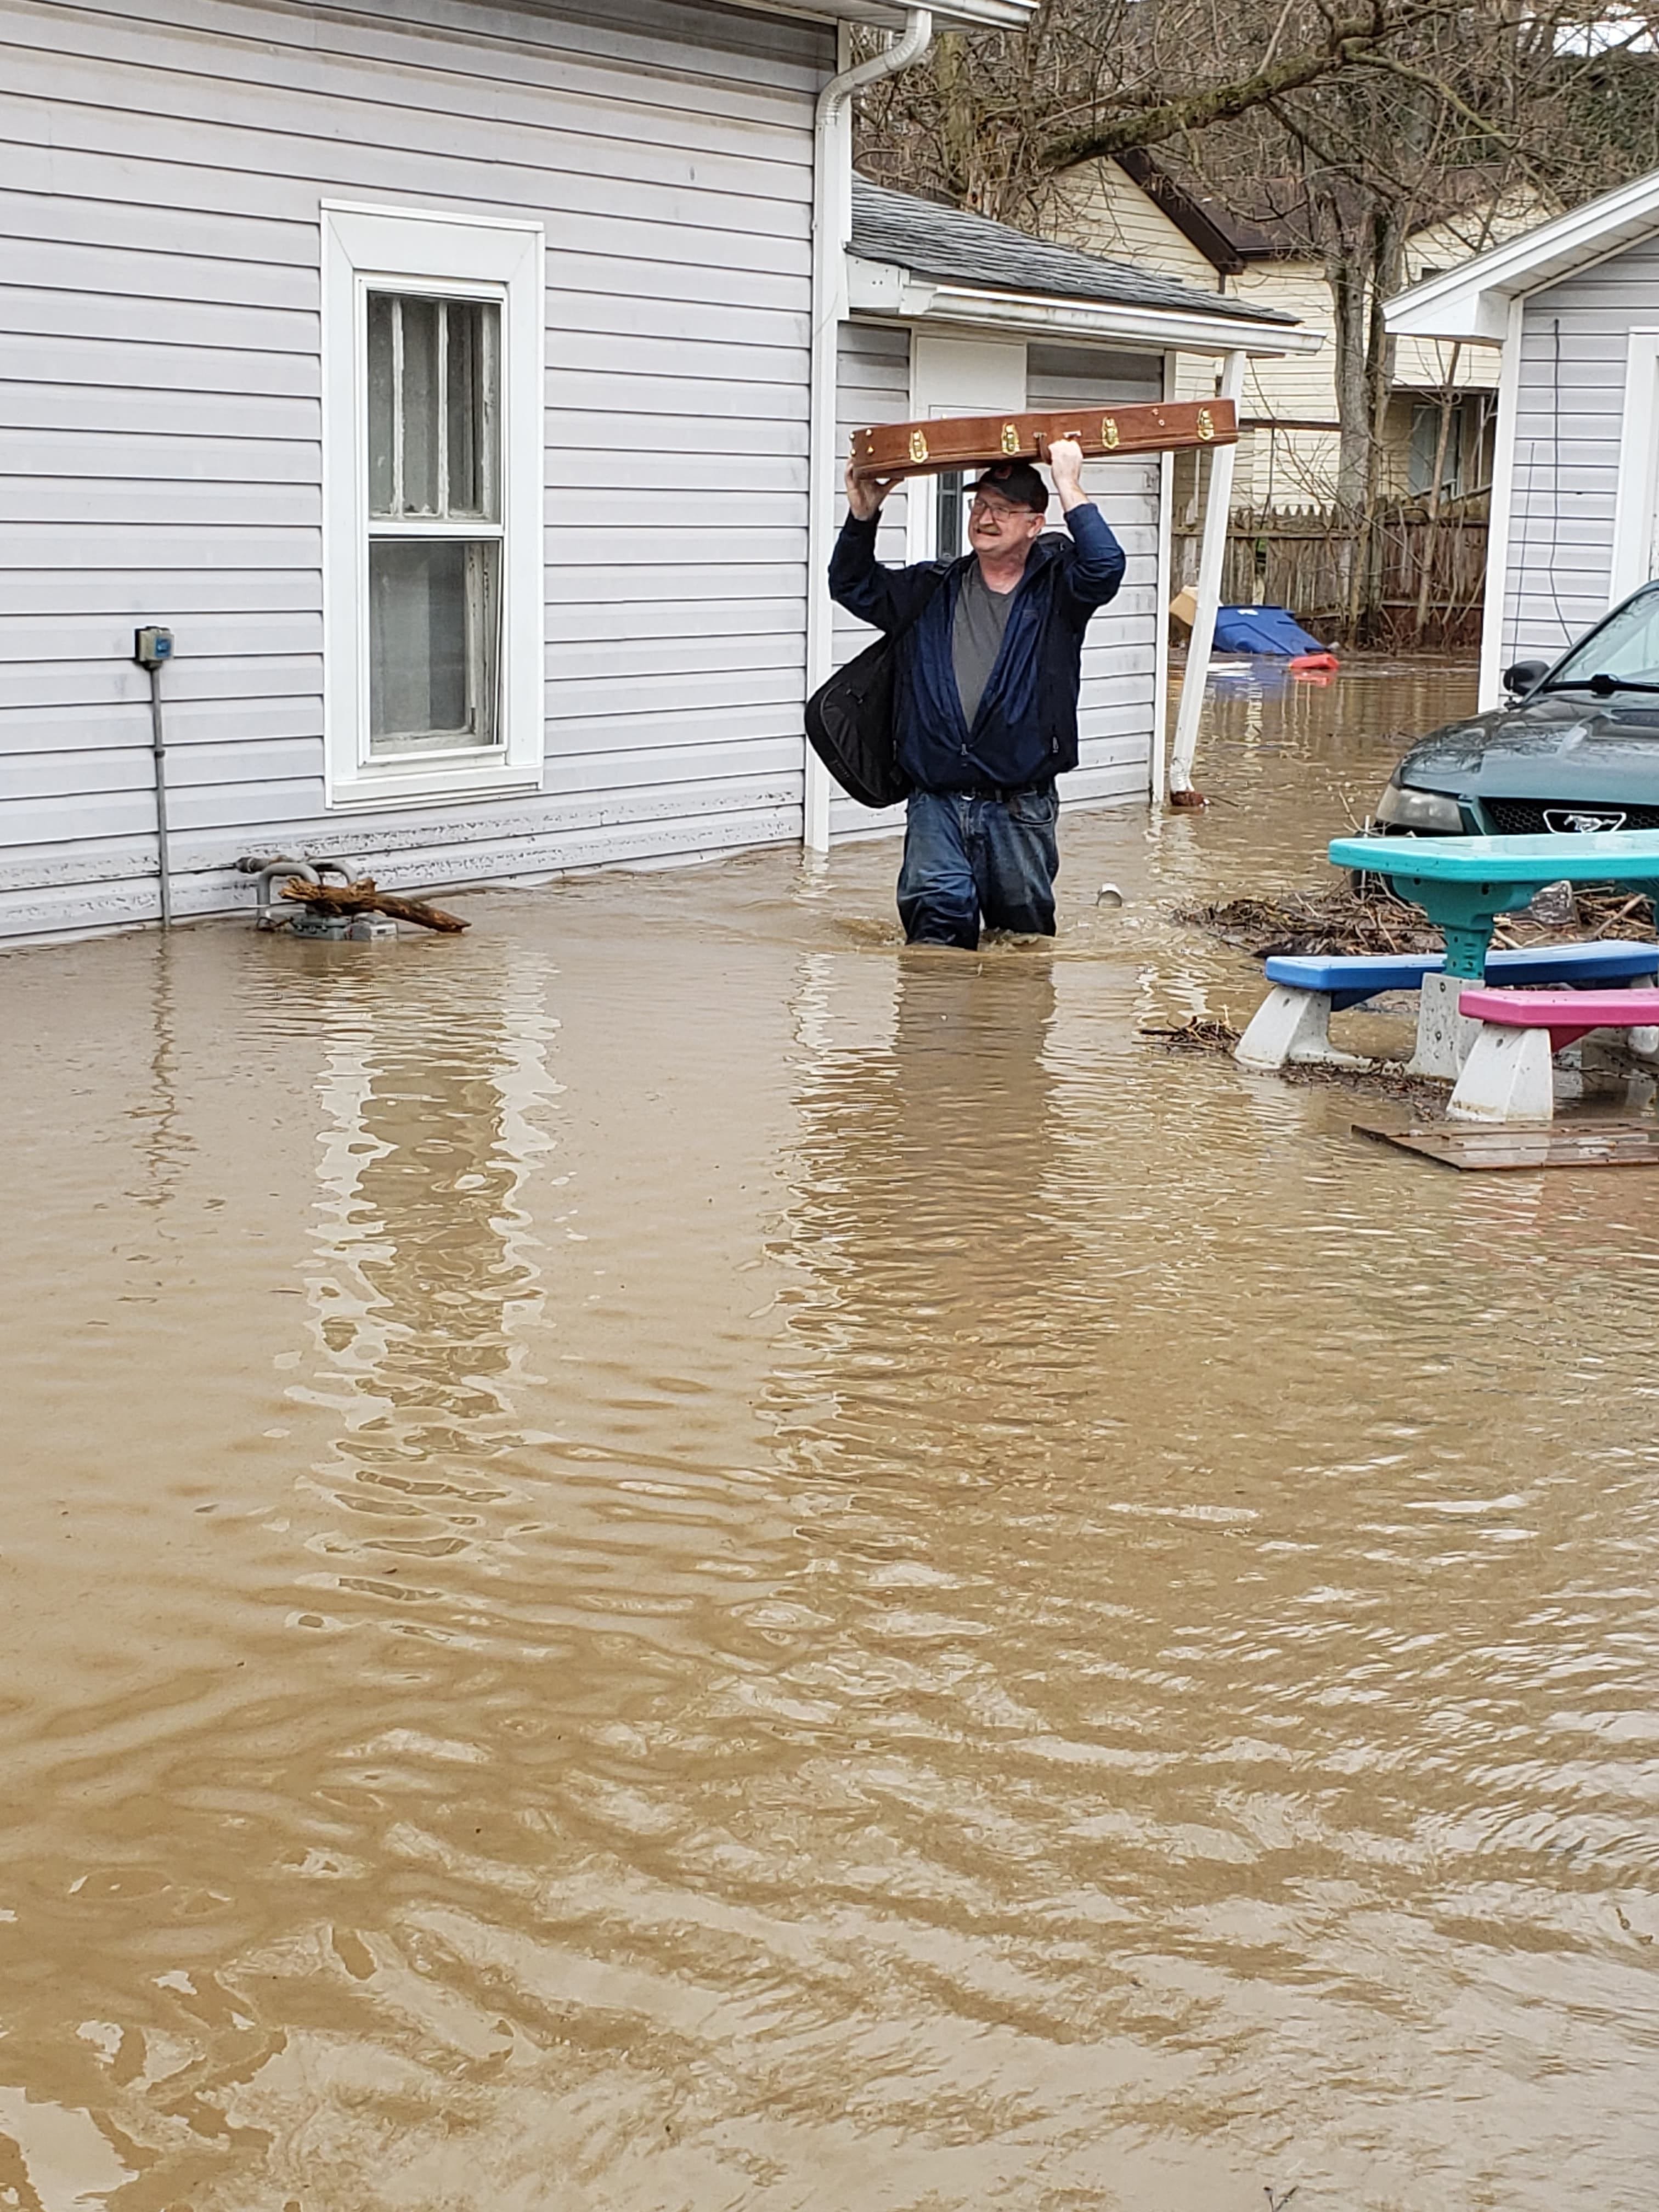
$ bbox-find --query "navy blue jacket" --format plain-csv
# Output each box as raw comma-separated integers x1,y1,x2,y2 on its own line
828,502,1126,792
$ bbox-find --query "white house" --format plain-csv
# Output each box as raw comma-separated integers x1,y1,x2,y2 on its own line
0,0,1313,945
1387,169,1659,707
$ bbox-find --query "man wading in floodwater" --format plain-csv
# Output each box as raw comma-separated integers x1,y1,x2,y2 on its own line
830,439,1125,948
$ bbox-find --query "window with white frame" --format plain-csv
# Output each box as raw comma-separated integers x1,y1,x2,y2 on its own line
323,206,543,809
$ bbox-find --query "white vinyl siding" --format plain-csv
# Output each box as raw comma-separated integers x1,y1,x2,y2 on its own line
1048,162,1221,294
1498,238,1659,669
0,0,827,941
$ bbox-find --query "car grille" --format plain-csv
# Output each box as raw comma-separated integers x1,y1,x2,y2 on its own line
1483,797,1659,834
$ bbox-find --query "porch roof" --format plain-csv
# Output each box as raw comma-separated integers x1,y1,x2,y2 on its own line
1386,168,1659,343
848,182,1321,357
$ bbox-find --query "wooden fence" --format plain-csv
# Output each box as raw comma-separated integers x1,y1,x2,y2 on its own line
1172,496,1489,651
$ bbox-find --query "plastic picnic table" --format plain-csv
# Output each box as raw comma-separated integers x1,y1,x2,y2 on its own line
1327,830,1659,978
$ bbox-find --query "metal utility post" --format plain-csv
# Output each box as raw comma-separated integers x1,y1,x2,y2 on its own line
134,625,175,928
1167,351,1246,804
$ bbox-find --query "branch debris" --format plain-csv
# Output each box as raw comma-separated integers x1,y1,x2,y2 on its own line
1176,884,1658,960
280,878,470,933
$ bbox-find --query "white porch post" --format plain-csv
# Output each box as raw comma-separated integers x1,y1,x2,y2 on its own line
1476,297,1524,711
1149,347,1178,802
1167,348,1246,800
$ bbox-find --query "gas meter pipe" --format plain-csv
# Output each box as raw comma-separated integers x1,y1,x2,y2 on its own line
134,626,176,929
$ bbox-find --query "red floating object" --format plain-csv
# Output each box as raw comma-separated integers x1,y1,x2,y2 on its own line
1288,651,1341,674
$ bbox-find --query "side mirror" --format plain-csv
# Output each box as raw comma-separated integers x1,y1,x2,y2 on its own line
1503,659,1549,698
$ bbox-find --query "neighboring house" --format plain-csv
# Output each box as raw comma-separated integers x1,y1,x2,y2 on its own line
1052,155,1538,512
1386,167,1659,707
0,0,1311,946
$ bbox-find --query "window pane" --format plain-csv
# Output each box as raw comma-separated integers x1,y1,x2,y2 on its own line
1550,586,1659,685
445,301,499,519
365,291,499,520
400,297,441,516
936,471,965,557
367,294,396,516
369,539,500,753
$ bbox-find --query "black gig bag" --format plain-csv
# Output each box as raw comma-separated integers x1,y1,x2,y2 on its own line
804,565,949,810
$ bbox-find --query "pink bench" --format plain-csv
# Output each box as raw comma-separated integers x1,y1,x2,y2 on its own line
1450,986,1659,1122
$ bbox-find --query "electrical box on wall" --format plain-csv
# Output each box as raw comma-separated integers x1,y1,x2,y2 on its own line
134,626,174,669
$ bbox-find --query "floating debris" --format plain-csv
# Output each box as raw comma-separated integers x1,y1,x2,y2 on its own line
1141,1014,1240,1051
1177,883,1658,960
1175,885,1437,958
279,877,469,933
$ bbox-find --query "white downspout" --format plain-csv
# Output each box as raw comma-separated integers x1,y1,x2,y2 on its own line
804,7,934,853
1167,347,1246,802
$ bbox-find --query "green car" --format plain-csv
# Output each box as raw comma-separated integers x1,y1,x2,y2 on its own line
1374,581,1659,837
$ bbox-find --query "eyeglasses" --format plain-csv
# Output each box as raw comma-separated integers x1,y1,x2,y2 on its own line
969,496,1034,521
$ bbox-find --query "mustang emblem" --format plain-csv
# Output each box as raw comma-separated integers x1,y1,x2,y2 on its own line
1543,807,1627,833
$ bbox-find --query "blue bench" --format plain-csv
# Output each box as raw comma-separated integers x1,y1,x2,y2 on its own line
1237,941,1659,1071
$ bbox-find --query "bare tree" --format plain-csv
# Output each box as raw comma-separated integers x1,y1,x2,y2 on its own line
858,0,1659,636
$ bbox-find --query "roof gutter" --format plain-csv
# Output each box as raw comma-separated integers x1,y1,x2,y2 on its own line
848,263,1321,357
732,0,1028,24
805,9,934,850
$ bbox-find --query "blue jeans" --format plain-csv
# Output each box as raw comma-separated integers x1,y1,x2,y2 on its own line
897,785,1060,948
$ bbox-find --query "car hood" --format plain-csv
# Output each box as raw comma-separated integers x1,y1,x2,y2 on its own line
1401,695,1659,799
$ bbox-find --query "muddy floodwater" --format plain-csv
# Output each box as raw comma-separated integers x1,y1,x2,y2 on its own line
6,662,1659,2211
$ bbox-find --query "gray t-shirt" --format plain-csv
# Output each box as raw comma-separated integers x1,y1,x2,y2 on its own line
951,562,1017,730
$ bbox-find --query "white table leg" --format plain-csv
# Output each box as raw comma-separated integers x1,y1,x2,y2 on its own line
1236,987,1369,1070
1407,971,1483,1079
1448,1025,1556,1123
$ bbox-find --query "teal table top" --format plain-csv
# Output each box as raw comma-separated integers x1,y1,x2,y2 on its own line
1327,831,1659,977
1329,830,1659,883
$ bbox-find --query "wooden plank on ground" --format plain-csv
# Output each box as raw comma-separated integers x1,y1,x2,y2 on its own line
1353,1119,1659,1171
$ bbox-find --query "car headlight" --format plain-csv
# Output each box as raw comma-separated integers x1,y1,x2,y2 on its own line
1372,778,1465,833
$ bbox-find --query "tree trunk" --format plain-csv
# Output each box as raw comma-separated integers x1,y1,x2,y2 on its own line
935,33,983,211
1329,202,1407,643
1413,343,1463,642
1326,236,1369,640
1328,246,1372,516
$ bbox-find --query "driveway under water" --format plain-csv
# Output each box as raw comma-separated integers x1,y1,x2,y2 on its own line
4,663,1658,2211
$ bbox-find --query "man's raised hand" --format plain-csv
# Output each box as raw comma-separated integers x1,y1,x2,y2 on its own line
845,458,900,521
1047,438,1088,511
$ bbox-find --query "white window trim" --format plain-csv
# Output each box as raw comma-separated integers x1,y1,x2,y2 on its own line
1609,330,1659,609
322,202,544,810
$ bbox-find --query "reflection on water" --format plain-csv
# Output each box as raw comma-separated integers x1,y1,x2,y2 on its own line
3,665,1659,2210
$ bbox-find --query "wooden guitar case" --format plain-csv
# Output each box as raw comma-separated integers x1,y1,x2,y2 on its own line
850,398,1235,479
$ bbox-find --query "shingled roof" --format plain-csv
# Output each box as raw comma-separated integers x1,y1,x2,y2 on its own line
850,180,1297,325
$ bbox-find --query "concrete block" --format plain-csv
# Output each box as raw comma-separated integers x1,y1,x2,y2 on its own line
1235,986,1369,1071
1407,969,1482,1079
1447,1023,1556,1124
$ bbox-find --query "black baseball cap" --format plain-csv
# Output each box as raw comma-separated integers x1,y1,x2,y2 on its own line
966,459,1048,511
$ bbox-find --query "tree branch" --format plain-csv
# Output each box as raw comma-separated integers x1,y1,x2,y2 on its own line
1034,1,1445,168
1353,47,1523,153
